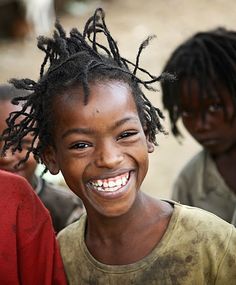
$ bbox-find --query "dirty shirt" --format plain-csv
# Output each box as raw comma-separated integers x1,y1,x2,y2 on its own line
57,202,236,285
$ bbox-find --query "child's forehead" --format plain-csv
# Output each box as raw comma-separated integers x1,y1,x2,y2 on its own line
50,80,141,133
55,80,133,105
50,81,138,125
180,78,232,100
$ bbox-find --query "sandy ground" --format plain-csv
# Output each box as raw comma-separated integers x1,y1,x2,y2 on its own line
0,0,236,199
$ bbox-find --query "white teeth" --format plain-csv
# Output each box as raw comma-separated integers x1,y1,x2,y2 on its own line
122,177,126,185
108,181,116,187
90,172,130,192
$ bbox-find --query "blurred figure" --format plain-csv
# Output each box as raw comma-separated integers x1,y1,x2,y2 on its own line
0,0,55,40
0,0,29,39
161,28,236,225
22,0,55,35
0,83,84,232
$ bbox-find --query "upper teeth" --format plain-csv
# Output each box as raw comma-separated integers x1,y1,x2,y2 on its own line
89,173,129,192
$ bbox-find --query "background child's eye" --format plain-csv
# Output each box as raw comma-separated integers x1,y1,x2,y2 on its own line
208,103,223,113
118,131,138,140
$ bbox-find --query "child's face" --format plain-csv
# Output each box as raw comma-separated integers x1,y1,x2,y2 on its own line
179,80,236,155
44,81,154,217
0,100,37,184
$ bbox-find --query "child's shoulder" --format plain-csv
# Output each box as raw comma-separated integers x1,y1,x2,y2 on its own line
180,149,206,173
162,200,236,266
160,201,236,283
0,170,38,202
57,213,86,240
176,149,211,185
57,214,86,262
171,201,235,239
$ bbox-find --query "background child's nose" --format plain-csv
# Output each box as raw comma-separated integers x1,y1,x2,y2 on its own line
194,114,211,132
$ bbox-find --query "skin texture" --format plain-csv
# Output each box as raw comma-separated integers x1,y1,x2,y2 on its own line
43,80,173,265
0,100,37,184
180,80,236,191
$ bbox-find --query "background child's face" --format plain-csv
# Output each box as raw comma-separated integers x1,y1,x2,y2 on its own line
44,80,154,217
179,80,236,155
0,100,37,183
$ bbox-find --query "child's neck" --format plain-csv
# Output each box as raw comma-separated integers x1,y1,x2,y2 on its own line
212,144,236,192
85,193,173,265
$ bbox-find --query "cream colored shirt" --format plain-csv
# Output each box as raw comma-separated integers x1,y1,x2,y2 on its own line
172,150,236,225
58,203,236,285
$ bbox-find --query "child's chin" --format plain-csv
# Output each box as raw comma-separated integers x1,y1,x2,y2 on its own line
207,145,228,156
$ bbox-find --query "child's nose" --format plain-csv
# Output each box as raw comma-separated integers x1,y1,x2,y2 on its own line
94,141,123,169
194,114,211,132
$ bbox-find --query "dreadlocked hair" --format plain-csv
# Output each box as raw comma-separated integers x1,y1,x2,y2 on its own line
2,8,171,169
161,27,236,137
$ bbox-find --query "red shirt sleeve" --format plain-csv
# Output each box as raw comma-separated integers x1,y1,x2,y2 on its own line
0,171,67,285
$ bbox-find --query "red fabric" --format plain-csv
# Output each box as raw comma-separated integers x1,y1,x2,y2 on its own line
0,170,67,285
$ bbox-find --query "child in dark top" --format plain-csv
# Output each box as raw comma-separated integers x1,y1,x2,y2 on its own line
161,28,236,225
0,84,84,232
0,169,67,284
2,9,236,284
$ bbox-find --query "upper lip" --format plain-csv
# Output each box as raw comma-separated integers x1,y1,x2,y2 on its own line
88,169,132,182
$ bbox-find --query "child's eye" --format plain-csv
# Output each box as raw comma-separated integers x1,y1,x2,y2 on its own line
208,103,223,113
117,131,138,140
69,142,91,150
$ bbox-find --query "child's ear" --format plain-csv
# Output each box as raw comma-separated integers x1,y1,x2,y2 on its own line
146,138,154,153
143,125,154,153
42,146,60,175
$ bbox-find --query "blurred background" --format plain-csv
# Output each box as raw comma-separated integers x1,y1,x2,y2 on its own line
0,0,235,199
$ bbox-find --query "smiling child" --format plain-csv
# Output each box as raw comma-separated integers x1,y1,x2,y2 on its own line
2,9,236,285
161,28,236,225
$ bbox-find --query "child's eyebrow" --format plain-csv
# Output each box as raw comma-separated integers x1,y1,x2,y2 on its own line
112,117,139,129
62,128,93,139
61,117,140,139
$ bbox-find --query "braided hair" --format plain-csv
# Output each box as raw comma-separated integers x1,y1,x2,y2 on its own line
2,8,170,168
161,27,236,137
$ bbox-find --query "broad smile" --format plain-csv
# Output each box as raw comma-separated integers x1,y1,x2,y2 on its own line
88,172,130,193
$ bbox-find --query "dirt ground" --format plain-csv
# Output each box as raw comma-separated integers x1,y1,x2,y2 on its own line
0,0,236,199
